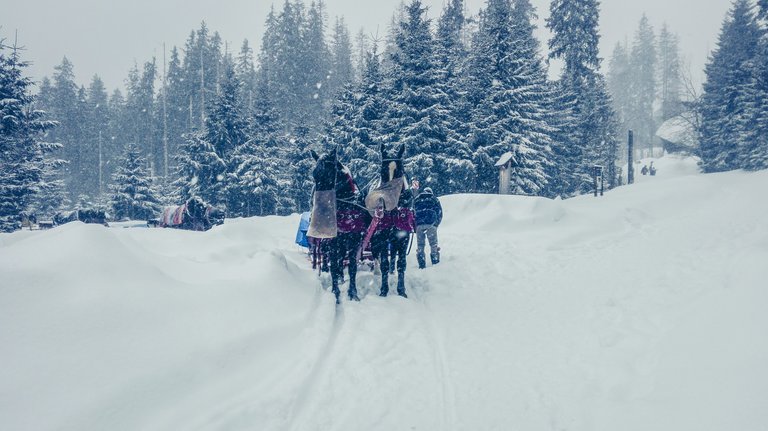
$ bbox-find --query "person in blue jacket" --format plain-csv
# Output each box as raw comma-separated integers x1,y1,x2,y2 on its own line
414,187,443,269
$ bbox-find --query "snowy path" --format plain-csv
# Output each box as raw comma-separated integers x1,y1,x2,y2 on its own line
2,156,767,430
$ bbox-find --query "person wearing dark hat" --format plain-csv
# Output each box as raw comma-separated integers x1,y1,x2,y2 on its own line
414,187,442,269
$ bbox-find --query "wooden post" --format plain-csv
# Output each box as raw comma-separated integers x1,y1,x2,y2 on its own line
628,130,634,185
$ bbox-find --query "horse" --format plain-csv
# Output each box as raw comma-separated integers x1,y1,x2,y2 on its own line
363,143,416,298
308,148,370,303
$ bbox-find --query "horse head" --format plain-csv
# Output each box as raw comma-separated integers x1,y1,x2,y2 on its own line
311,148,341,192
379,143,405,184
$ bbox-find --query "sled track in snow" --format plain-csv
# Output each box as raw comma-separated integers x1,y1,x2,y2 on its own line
411,280,459,431
287,297,346,431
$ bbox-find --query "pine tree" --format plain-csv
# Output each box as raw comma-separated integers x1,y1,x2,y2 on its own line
163,46,188,163
85,75,109,197
743,1,768,170
466,0,555,196
235,39,258,113
174,132,227,205
546,0,620,193
110,144,161,220
607,42,632,139
329,17,355,98
48,57,84,199
384,0,468,194
629,14,657,154
0,42,61,231
658,23,683,121
699,0,760,172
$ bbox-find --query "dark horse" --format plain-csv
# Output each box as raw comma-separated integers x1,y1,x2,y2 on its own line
364,144,415,298
308,148,370,303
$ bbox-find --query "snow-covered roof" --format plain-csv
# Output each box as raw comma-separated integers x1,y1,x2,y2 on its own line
495,152,517,167
656,114,699,148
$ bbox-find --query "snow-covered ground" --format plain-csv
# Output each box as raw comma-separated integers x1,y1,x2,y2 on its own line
2,155,767,431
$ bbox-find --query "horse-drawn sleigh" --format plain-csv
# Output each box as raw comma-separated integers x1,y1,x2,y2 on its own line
304,143,416,303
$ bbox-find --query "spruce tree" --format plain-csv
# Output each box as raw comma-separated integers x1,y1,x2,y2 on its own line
607,42,632,139
466,0,555,196
384,0,468,194
629,15,657,154
699,0,760,172
658,23,683,122
110,144,161,220
0,43,61,231
743,1,768,170
546,0,620,194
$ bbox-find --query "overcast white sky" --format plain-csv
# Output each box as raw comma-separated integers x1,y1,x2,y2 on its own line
3,0,732,91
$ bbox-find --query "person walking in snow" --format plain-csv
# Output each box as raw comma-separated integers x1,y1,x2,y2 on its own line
414,187,442,269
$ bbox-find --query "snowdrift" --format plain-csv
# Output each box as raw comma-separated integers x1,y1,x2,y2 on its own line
2,156,767,431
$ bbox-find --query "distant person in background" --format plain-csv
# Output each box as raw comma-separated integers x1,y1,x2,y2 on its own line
649,161,657,176
641,165,649,175
414,187,443,269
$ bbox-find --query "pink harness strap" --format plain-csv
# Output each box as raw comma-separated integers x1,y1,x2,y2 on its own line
358,205,384,262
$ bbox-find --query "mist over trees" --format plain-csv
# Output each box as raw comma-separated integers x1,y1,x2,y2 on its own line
2,0,766,228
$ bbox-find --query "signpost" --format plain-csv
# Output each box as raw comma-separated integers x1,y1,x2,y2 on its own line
593,165,604,197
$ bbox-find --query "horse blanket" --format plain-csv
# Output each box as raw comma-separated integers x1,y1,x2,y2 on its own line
308,189,337,239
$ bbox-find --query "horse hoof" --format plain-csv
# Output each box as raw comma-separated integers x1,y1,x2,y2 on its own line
349,293,360,301
379,291,388,297
397,291,408,298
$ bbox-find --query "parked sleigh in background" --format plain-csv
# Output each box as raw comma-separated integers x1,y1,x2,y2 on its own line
150,197,225,231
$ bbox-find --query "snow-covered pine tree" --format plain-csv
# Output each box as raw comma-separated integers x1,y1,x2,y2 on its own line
299,1,331,127
384,0,466,194
466,0,555,196
699,0,760,172
268,1,308,130
173,132,226,206
329,17,355,100
546,0,620,194
163,46,189,157
0,42,61,231
181,23,224,131
742,1,768,170
227,60,286,217
86,75,109,196
658,23,683,122
109,144,161,221
125,60,158,175
184,56,249,210
46,57,84,200
235,39,258,113
325,41,386,184
607,42,632,140
628,15,657,155
227,137,282,217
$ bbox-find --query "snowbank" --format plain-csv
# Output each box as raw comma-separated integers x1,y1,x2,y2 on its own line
2,155,767,430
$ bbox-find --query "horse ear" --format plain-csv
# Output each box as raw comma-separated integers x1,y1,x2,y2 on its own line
379,143,385,158
396,144,405,159
310,149,319,161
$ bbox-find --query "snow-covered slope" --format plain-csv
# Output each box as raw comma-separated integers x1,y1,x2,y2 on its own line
2,156,767,431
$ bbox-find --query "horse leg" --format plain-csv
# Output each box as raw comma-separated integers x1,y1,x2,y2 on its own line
395,234,408,298
329,239,342,304
373,238,390,297
347,234,361,301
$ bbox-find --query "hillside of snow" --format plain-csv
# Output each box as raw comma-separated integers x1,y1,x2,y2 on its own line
2,155,767,431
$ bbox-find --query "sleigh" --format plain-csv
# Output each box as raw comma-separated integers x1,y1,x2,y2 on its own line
151,197,224,231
